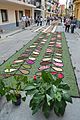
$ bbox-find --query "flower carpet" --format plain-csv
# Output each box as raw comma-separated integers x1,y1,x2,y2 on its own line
0,32,79,97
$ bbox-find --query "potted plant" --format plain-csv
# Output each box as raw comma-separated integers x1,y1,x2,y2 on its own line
5,75,28,106
25,71,72,118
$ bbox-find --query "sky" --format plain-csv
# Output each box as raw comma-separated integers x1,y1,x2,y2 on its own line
59,0,70,6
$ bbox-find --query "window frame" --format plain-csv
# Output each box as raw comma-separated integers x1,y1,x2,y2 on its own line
1,9,8,22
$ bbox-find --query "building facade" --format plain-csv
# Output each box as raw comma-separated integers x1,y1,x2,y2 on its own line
34,0,46,20
73,0,80,20
0,0,46,31
45,0,59,17
0,0,36,30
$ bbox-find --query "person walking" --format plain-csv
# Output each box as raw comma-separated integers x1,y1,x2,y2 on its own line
46,16,50,25
70,17,77,33
21,15,26,29
64,18,71,32
37,16,40,26
40,16,43,26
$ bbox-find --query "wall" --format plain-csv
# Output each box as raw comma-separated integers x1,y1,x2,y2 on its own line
0,2,32,25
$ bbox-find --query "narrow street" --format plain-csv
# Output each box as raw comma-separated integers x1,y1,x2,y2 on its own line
0,22,80,120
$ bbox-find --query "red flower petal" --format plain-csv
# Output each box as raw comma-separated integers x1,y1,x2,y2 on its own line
51,71,57,75
58,73,64,79
33,75,37,80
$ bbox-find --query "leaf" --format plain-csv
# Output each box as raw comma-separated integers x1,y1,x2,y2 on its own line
11,95,17,102
6,94,11,101
25,86,35,90
62,92,72,103
54,100,67,116
58,83,70,90
22,97,26,101
46,94,52,105
26,89,38,95
42,101,50,118
14,75,28,83
54,92,62,102
0,90,5,96
53,78,62,86
42,71,53,83
29,96,43,115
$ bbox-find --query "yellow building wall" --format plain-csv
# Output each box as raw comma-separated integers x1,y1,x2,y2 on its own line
77,4,80,20
0,2,32,25
74,0,80,20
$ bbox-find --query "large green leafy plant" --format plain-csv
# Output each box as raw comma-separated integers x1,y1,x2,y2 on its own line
5,75,28,105
25,71,72,118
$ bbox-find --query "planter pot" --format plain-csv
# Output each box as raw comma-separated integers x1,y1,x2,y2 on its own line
12,94,21,106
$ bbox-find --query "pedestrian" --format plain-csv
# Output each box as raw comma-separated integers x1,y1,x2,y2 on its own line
64,18,71,32
70,17,77,33
64,16,66,23
46,16,50,25
37,16,40,26
21,15,26,29
40,16,43,26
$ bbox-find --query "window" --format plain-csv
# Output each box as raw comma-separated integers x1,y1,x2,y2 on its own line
1,9,8,22
19,11,23,20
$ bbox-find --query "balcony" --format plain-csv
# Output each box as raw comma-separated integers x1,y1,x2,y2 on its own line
0,0,36,8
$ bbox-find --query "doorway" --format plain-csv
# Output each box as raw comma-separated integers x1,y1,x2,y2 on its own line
15,10,19,27
25,10,30,17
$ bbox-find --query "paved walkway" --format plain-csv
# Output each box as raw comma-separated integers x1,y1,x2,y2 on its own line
0,24,80,120
0,24,44,64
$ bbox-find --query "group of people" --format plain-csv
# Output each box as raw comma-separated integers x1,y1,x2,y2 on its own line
36,15,58,26
36,16,43,26
64,16,77,33
21,15,33,29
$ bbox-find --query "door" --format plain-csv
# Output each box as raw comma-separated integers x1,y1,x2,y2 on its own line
25,10,30,17
15,10,19,27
